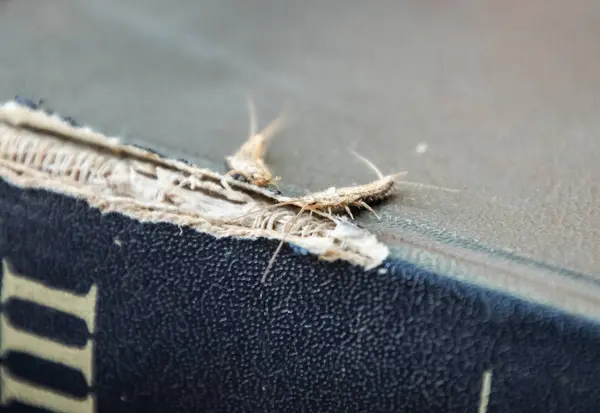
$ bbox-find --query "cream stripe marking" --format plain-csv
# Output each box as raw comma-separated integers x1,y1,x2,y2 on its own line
478,370,492,413
0,314,94,386
1,260,97,334
0,366,95,413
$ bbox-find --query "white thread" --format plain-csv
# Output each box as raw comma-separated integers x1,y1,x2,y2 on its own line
0,104,390,269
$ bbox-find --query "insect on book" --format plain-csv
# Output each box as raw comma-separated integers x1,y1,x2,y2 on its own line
0,99,599,413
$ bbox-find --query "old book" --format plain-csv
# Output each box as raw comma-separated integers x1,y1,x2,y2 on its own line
0,98,598,413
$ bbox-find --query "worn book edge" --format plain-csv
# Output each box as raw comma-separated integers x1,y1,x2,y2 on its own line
0,99,388,271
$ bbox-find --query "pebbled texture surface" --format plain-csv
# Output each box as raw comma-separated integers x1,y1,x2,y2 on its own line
1,178,600,412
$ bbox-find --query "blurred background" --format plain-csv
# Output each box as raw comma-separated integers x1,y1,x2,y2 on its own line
1,0,599,303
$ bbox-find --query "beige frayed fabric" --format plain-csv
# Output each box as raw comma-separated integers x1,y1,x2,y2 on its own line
0,100,388,270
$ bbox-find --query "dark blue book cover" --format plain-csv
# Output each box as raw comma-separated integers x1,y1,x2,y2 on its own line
0,99,599,413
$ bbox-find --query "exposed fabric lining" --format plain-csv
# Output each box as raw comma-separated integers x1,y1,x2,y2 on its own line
0,100,389,270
